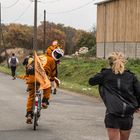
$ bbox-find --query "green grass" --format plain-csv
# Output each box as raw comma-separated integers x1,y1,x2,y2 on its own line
0,64,11,74
1,57,140,98
126,59,140,79
60,81,99,97
57,57,108,97
58,57,140,97
58,57,108,86
0,64,25,76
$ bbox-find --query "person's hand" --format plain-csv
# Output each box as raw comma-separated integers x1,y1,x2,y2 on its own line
56,60,61,64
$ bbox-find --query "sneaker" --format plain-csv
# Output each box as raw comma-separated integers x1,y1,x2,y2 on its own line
26,111,33,124
42,103,48,109
12,77,16,80
42,98,49,109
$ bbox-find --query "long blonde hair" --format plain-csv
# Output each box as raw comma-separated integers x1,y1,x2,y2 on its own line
108,52,126,74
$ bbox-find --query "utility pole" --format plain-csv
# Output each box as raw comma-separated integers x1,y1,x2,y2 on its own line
33,0,38,51
0,3,1,48
0,3,8,66
33,0,38,93
43,10,46,53
2,28,9,66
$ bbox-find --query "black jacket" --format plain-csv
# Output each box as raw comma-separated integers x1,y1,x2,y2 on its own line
89,68,140,117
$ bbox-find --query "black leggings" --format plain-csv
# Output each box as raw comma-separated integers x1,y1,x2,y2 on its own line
11,66,16,77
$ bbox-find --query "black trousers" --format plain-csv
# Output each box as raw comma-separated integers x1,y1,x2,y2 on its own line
11,66,16,77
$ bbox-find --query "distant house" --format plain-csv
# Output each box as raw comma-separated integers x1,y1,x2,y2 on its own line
96,0,140,58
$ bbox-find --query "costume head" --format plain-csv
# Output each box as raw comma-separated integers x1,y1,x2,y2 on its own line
52,48,64,61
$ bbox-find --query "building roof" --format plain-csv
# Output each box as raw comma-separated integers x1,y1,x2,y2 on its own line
95,0,112,5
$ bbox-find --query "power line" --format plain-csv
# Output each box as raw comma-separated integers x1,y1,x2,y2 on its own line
47,0,95,14
46,0,61,3
2,0,20,9
42,0,61,3
38,12,44,21
13,3,32,22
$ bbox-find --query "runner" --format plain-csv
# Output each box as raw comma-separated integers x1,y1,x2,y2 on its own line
89,52,140,140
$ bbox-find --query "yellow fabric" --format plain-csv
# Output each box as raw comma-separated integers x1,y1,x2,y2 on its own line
38,54,48,67
34,51,51,89
27,57,34,66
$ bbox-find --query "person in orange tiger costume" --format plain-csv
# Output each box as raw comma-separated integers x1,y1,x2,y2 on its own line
25,48,64,124
46,40,64,94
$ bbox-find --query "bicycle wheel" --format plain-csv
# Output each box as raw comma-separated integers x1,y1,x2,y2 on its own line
33,113,38,130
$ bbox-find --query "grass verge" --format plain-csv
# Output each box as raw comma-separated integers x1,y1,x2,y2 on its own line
1,57,140,98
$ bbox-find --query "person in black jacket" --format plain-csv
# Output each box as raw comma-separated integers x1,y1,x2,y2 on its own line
89,52,140,140
22,52,34,74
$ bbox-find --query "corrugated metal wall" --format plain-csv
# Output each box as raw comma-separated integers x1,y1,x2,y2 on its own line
96,0,140,58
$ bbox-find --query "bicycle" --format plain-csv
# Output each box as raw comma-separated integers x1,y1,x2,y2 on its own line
33,90,42,130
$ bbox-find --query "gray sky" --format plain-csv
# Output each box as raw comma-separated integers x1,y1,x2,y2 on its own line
0,0,102,31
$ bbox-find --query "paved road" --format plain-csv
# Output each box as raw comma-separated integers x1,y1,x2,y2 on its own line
0,73,140,140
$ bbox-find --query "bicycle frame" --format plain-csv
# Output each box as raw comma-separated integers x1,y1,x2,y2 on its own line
33,90,42,130
34,90,41,113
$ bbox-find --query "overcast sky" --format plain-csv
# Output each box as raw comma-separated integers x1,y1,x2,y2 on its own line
0,0,103,31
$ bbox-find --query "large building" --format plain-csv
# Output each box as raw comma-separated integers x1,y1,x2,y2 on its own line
96,0,140,58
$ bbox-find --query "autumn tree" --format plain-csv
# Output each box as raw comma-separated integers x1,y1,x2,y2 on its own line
4,23,33,49
38,22,66,52
1,22,96,56
75,26,96,56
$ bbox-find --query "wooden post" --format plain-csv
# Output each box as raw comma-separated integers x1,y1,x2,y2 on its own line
43,10,46,53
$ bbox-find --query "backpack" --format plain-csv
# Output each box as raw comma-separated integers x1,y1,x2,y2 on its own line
10,57,17,67
26,54,47,75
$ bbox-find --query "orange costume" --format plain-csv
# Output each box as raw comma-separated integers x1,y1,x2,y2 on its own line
26,55,57,112
46,40,64,94
46,40,64,57
25,48,64,124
